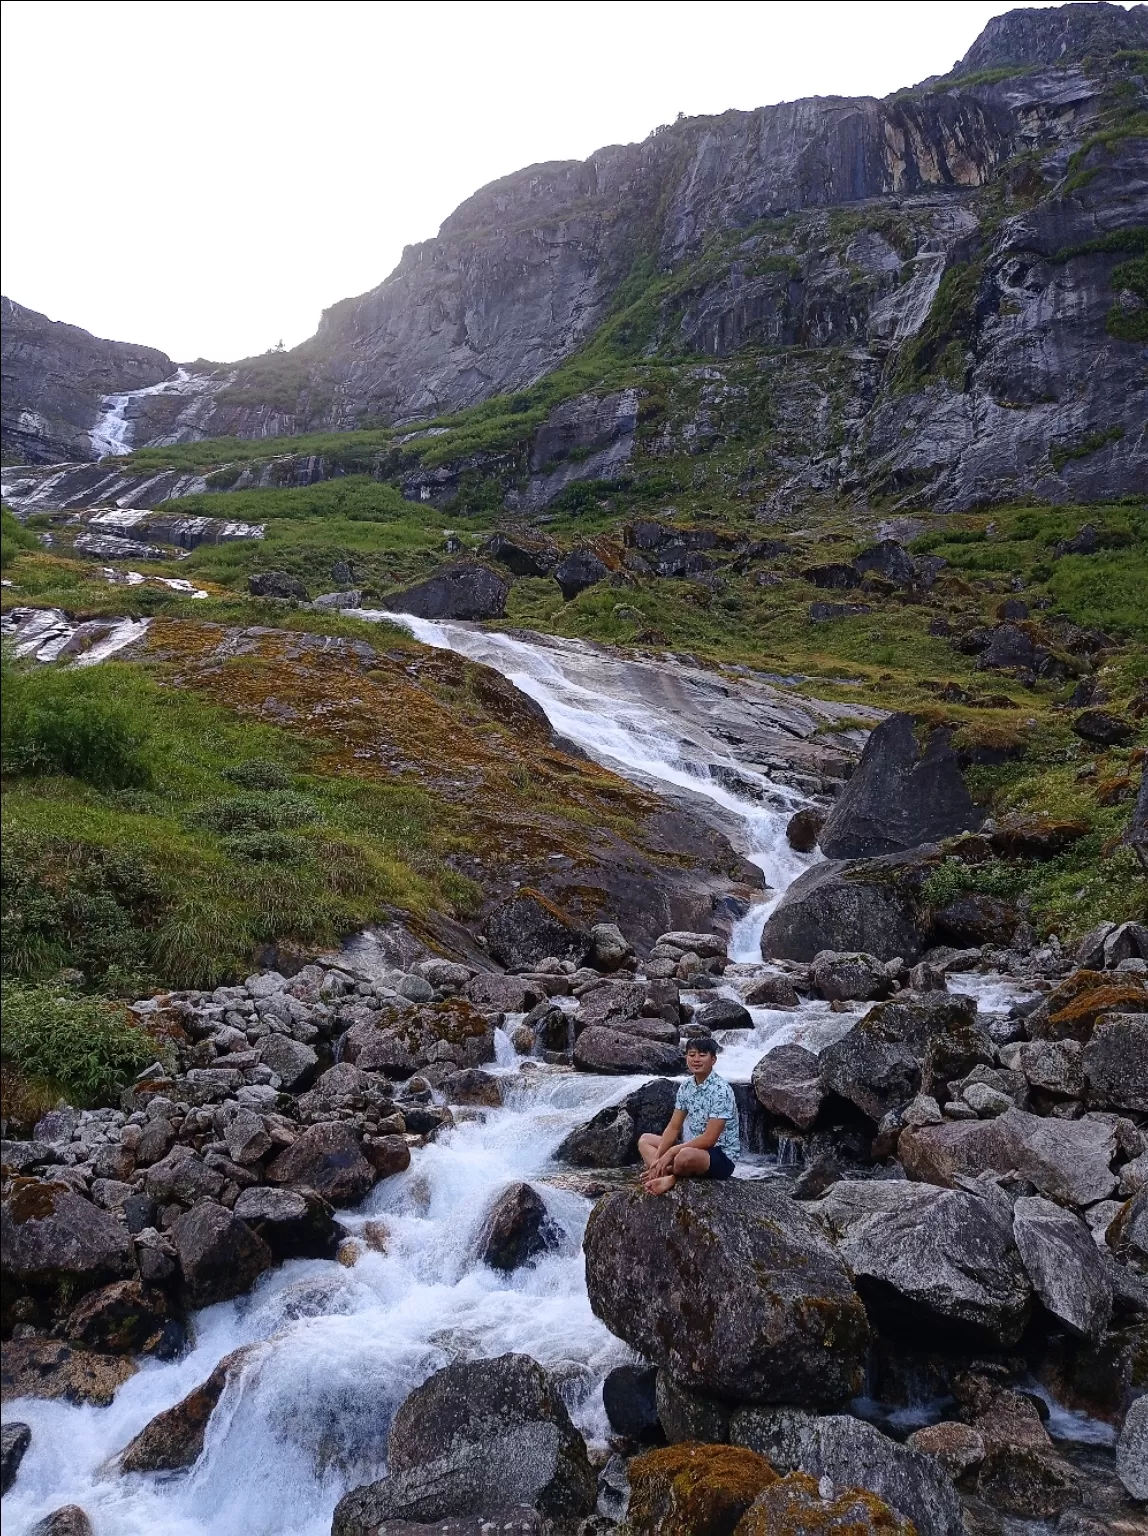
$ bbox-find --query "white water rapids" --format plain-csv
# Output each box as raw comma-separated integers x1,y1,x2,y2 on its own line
5,620,1033,1535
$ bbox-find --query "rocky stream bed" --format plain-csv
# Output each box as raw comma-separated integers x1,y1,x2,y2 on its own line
1,620,1145,1536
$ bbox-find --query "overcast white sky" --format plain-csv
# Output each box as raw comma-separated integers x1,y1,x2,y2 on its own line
0,1,1129,363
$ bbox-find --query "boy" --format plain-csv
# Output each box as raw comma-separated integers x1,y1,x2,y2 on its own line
638,1035,739,1194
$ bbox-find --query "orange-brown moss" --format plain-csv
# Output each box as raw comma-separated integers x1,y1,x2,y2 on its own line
733,1470,915,1535
1046,972,1147,1039
628,1441,779,1536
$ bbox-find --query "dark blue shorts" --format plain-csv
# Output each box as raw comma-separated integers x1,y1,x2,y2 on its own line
703,1148,736,1180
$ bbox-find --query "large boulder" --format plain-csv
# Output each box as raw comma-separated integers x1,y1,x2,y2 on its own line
625,1442,777,1536
583,1182,869,1405
1024,969,1147,1043
1116,1394,1148,1501
63,1280,176,1357
170,1201,273,1308
899,1108,1119,1208
730,1411,964,1536
1084,1013,1148,1112
573,1026,685,1075
331,1355,596,1530
382,562,508,620
1,1180,134,1307
248,570,307,599
1012,1195,1112,1340
809,1180,1032,1346
817,715,981,860
118,1347,250,1472
27,1509,93,1536
480,532,557,578
482,889,588,972
761,851,932,964
1,1421,30,1494
751,1044,824,1130
818,994,990,1122
477,1183,559,1271
602,1364,660,1441
554,548,609,601
1,1338,136,1406
265,1122,376,1206
556,1078,677,1166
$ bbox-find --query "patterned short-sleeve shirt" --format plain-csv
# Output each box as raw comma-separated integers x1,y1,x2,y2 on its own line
675,1070,740,1162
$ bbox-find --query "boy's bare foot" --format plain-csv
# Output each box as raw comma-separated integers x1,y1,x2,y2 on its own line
644,1174,676,1196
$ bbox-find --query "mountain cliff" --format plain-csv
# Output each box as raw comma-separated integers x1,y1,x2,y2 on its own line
2,2,1146,515
0,297,173,464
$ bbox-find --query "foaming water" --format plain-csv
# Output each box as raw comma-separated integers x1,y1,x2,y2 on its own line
4,1066,640,1536
89,368,222,459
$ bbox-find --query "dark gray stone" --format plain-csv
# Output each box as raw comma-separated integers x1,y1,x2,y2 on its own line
818,715,981,860
583,1181,869,1405
331,1354,596,1530
809,1180,1033,1346
382,563,508,621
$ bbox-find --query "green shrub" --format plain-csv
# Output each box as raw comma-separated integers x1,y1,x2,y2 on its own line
222,758,292,790
222,830,310,863
1,660,153,790
189,791,319,834
922,857,1025,908
1,983,160,1104
0,833,162,988
1,507,38,569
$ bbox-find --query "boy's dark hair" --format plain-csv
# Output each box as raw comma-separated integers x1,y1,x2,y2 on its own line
685,1035,720,1057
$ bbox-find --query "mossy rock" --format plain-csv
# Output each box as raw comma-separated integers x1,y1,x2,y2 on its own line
733,1469,915,1535
628,1441,778,1536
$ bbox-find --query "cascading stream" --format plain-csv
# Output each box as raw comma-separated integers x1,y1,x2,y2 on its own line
4,619,1038,1536
88,368,224,459
369,613,820,959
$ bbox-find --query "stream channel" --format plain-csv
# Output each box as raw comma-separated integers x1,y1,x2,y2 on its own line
6,616,1047,1536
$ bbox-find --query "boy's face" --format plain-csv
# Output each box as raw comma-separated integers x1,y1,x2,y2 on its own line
686,1046,716,1076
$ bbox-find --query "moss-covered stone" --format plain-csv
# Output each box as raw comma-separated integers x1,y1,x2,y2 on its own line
627,1441,778,1536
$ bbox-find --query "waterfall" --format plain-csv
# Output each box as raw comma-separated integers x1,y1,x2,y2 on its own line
369,613,821,960
89,368,224,459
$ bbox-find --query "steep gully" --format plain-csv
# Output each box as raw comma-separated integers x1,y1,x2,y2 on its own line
6,619,1051,1536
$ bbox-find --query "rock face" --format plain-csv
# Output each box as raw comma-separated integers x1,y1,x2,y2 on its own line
818,716,981,859
583,1182,870,1405
1,296,172,463
331,1354,596,1531
482,889,587,971
381,563,509,621
809,1180,1033,1345
7,10,1146,514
